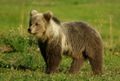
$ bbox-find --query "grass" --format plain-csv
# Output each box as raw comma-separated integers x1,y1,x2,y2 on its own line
0,0,120,81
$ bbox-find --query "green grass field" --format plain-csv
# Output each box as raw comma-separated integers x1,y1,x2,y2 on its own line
0,0,120,81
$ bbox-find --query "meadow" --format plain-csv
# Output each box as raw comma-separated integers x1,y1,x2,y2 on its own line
0,0,120,81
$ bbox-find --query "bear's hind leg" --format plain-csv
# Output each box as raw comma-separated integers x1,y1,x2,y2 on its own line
68,56,85,74
88,54,103,75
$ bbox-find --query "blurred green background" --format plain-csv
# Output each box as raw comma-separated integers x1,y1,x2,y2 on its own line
0,0,120,81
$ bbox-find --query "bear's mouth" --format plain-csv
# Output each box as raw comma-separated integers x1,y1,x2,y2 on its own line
28,31,37,35
28,30,37,35
33,33,37,35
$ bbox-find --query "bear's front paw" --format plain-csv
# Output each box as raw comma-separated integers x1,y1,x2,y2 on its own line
46,70,51,74
46,69,55,74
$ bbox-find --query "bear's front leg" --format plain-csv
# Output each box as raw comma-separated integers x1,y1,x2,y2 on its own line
46,54,62,74
46,42,62,74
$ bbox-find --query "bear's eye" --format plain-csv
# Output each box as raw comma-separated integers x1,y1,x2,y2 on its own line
36,23,39,26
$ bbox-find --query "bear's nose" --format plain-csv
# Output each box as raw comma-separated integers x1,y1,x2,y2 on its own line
28,28,31,32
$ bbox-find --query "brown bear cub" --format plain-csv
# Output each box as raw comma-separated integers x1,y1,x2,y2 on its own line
28,10,103,74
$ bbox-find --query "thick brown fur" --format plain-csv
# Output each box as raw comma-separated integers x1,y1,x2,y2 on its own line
28,10,103,74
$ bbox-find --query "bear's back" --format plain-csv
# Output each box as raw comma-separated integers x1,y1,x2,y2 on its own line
61,21,102,56
62,21,101,42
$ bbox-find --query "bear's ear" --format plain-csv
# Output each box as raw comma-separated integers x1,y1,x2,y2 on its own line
43,11,53,22
30,10,38,16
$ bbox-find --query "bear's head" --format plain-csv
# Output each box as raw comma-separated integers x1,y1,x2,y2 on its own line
28,10,53,38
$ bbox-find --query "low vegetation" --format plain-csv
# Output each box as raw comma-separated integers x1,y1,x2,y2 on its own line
0,0,120,80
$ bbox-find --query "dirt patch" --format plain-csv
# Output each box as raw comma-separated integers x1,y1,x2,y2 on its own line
0,45,14,53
